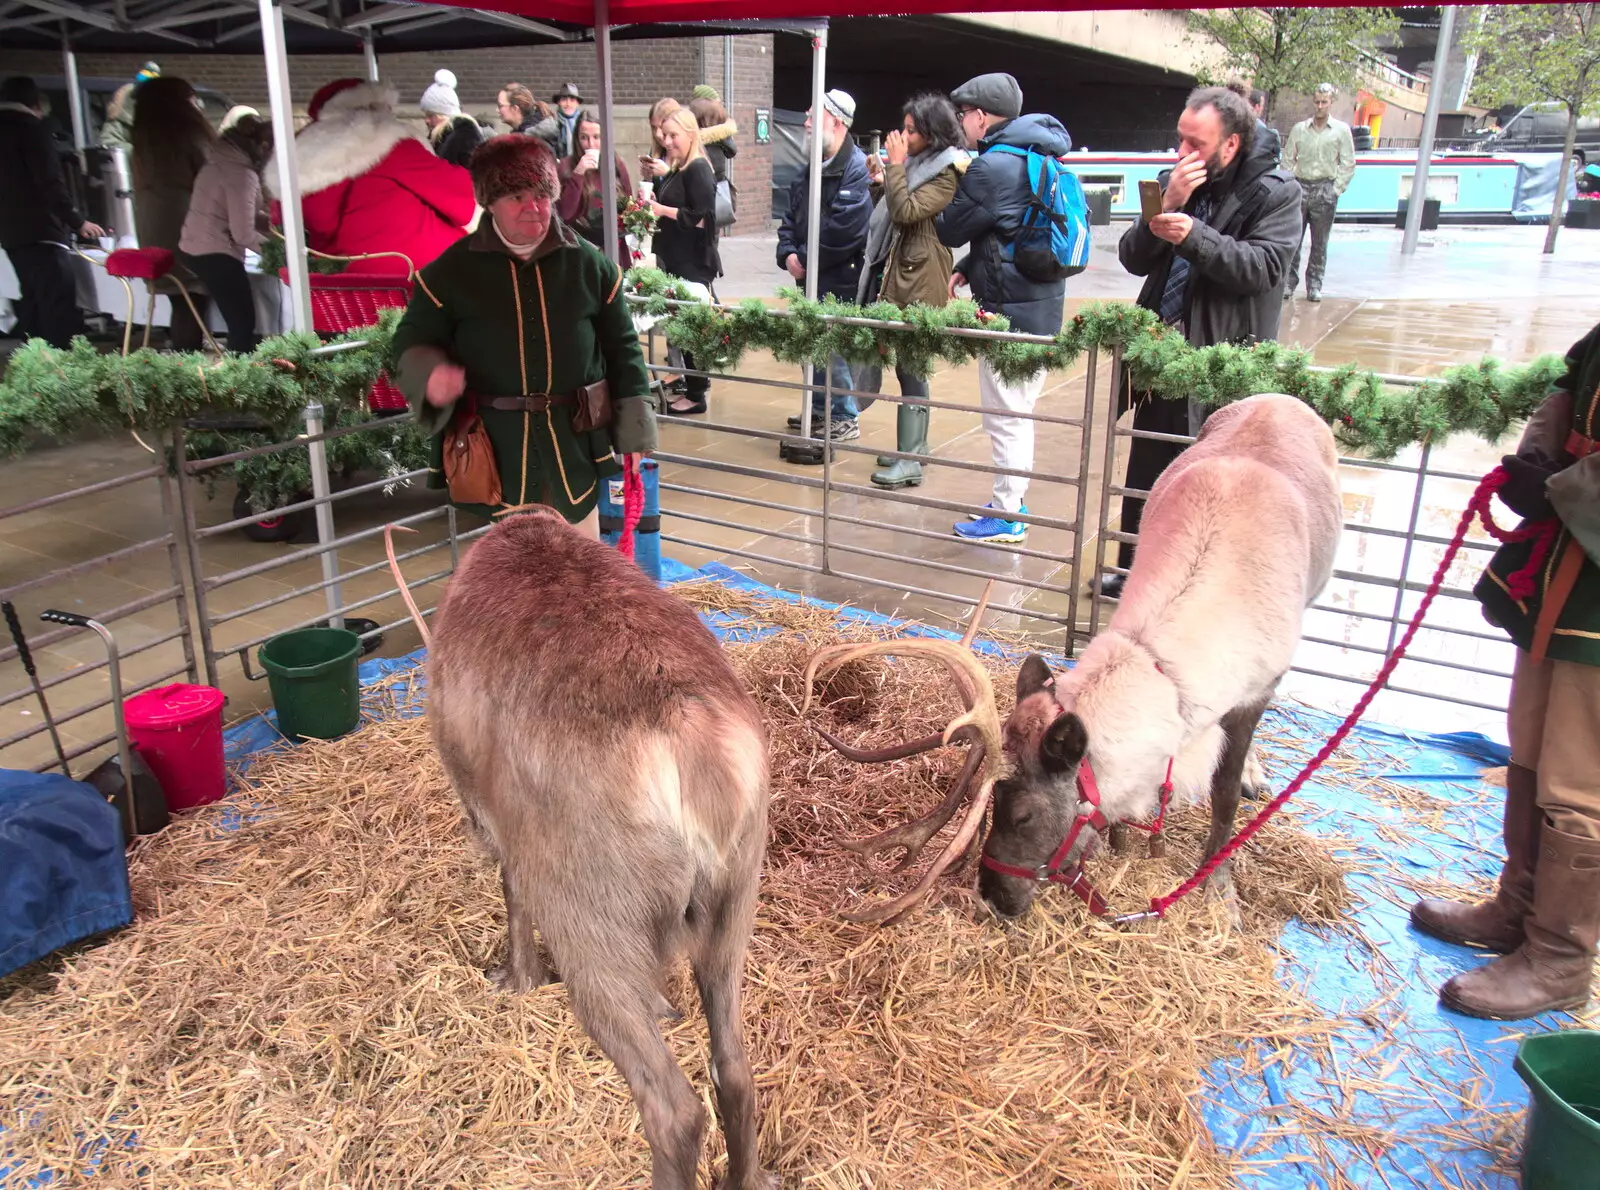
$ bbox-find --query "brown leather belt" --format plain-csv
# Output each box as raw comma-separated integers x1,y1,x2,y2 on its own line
482,394,574,412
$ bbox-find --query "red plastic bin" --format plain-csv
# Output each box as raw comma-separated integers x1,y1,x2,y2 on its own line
123,683,227,812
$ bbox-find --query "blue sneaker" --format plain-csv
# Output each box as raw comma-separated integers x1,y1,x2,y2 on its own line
953,504,1028,543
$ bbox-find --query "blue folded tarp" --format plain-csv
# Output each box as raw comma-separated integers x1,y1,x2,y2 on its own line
0,769,131,979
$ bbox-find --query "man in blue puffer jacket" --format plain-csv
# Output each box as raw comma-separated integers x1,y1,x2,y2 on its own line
777,88,872,440
937,72,1073,543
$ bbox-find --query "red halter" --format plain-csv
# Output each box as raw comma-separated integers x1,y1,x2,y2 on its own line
981,753,1174,919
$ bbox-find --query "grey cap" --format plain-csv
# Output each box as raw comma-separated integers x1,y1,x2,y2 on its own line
952,72,1022,120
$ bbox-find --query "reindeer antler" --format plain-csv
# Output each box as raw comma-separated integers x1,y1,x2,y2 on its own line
802,584,1006,924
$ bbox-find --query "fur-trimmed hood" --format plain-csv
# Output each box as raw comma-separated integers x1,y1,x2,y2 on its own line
697,119,737,146
266,82,419,198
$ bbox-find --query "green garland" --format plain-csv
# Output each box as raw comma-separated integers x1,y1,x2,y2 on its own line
255,234,348,277
625,268,1566,459
0,309,411,507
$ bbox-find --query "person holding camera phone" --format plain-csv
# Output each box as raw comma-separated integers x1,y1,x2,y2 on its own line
646,108,720,416
557,109,633,271
1104,86,1301,597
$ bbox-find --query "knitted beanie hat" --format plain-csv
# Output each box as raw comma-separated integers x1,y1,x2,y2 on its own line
470,134,559,205
821,88,855,128
692,84,720,102
420,68,461,117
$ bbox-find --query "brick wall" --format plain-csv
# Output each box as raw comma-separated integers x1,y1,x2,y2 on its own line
698,34,775,234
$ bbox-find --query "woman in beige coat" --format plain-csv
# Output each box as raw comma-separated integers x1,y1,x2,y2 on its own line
859,92,966,488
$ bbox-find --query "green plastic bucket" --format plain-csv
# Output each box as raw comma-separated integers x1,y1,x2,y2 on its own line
1516,1029,1600,1189
258,627,362,742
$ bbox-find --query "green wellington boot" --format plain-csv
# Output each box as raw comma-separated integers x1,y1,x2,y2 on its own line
872,403,929,489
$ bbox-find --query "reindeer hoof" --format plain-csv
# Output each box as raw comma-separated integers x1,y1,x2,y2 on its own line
714,1171,779,1190
1241,748,1268,801
486,962,557,992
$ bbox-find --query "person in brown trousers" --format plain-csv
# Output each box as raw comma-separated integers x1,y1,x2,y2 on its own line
859,92,966,488
1411,319,1600,1020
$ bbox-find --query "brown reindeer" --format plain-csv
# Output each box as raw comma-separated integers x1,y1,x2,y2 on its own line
413,509,775,1190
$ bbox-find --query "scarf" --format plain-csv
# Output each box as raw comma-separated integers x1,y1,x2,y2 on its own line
858,146,963,304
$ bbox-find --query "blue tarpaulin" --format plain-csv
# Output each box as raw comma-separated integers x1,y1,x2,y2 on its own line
5,558,1540,1186
0,769,131,981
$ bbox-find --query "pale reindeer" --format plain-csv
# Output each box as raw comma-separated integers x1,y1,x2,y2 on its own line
394,510,776,1190
807,394,1341,923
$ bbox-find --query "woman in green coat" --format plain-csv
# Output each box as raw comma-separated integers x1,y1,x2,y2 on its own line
394,135,657,533
859,93,966,489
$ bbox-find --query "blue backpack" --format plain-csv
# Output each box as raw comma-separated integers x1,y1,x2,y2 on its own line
986,144,1091,282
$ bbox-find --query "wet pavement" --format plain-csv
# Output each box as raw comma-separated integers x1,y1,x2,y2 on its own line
0,223,1595,770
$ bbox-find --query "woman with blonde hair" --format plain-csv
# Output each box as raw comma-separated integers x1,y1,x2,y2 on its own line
646,107,719,415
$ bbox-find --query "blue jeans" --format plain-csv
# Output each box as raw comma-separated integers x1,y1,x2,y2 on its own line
808,355,858,422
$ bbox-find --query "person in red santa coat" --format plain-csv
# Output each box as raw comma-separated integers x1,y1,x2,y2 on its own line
266,78,477,275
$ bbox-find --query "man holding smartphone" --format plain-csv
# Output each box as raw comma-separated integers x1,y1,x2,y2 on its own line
1105,86,1301,597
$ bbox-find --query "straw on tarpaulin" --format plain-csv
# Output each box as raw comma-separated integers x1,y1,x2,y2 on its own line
0,587,1365,1189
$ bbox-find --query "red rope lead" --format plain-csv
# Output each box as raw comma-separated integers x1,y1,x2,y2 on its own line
1146,466,1533,918
618,453,645,560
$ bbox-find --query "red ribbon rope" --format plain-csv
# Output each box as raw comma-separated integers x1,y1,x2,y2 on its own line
618,453,645,561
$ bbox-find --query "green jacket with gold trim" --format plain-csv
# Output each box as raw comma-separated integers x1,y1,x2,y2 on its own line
1476,323,1600,666
393,217,656,523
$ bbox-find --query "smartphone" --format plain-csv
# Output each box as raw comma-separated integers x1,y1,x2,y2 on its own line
1138,179,1164,222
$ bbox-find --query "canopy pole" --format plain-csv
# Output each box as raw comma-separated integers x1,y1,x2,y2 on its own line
798,23,827,439
60,30,89,162
363,29,379,83
261,0,311,333
596,0,620,267
1402,3,1457,255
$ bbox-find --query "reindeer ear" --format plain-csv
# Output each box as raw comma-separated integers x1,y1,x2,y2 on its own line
1039,713,1088,776
1016,653,1055,700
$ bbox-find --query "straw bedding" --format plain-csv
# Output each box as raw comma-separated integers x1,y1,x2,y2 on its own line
1,584,1367,1188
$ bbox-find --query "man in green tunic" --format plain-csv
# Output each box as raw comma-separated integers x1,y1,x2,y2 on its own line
393,134,656,533
1412,320,1600,1020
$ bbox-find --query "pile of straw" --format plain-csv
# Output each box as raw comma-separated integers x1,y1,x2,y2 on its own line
2,587,1361,1188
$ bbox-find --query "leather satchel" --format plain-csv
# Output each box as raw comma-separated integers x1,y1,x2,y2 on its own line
569,378,613,433
442,398,502,507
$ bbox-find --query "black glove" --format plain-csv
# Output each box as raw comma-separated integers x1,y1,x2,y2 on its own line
1499,449,1560,520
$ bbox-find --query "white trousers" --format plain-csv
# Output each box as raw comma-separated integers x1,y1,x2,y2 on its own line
978,359,1047,514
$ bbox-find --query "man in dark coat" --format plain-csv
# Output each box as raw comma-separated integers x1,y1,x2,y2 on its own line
393,136,655,533
777,88,871,440
1412,320,1600,1021
0,76,102,347
1105,85,1302,594
936,72,1073,544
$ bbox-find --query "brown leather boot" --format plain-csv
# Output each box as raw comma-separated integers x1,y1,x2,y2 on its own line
1410,764,1540,952
1440,820,1600,1020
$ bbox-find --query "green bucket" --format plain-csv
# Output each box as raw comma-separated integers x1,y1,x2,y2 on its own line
258,627,362,742
1515,1029,1600,1189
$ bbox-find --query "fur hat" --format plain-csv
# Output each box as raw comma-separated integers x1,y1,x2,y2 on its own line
421,68,461,117
470,134,559,205
821,88,855,128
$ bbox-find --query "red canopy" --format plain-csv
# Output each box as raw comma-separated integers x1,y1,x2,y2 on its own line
423,0,1527,22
